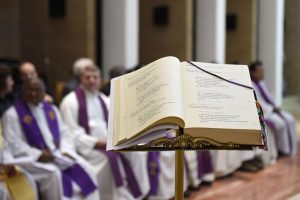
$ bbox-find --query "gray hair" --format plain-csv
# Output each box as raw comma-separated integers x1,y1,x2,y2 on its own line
80,65,101,77
73,58,94,76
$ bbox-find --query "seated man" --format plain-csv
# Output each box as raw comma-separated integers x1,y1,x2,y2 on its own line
250,61,297,155
60,65,150,200
2,78,100,200
14,62,53,103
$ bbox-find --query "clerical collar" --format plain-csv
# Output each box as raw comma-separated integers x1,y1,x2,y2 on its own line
252,80,262,84
27,101,43,109
81,87,100,96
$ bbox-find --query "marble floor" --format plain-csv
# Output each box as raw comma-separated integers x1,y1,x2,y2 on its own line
188,149,300,200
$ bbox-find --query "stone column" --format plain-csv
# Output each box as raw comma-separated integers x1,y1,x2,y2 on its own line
102,0,139,78
258,0,285,104
195,0,226,63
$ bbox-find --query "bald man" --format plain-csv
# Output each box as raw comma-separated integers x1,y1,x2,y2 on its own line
15,62,53,103
19,62,38,82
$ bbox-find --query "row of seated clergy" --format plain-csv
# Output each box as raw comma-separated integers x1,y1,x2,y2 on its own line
0,117,215,200
209,130,278,177
0,58,246,199
59,65,216,199
213,61,297,175
0,63,215,200
1,60,295,199
213,129,278,176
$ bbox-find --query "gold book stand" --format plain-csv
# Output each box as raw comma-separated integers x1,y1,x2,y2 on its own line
114,102,267,200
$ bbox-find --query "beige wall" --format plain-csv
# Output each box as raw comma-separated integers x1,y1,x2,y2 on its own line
139,0,193,64
284,0,300,96
226,0,257,65
46,0,96,86
0,0,96,90
18,0,48,72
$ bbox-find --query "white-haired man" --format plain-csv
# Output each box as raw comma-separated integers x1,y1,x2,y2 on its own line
60,65,150,200
63,58,94,97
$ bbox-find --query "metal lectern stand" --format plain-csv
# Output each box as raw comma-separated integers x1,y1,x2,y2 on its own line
175,128,185,200
175,149,184,200
116,128,259,200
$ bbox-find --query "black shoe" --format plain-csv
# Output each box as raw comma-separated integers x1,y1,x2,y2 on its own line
251,158,264,169
184,190,191,198
239,161,259,172
278,151,289,157
201,181,213,186
188,185,200,191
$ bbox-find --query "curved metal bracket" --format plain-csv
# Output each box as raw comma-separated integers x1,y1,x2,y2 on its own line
114,134,257,151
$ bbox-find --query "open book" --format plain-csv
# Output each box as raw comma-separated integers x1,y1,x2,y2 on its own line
107,57,265,151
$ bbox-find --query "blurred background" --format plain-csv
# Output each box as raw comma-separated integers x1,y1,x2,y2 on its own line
1,0,300,199
1,0,299,106
0,0,300,103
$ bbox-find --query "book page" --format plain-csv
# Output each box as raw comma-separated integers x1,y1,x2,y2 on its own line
114,57,185,144
107,124,178,150
181,62,260,131
108,77,119,148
